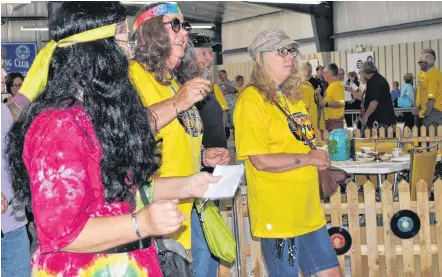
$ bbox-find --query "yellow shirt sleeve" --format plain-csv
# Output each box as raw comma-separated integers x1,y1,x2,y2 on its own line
129,61,163,107
213,84,228,111
234,88,269,160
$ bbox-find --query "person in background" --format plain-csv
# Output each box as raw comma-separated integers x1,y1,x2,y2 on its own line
129,2,231,259
399,73,415,129
235,75,245,96
391,81,400,106
415,53,442,127
235,28,340,277
338,68,346,83
1,49,31,277
360,61,396,130
3,72,24,104
184,32,226,277
413,48,437,128
317,63,345,131
309,65,325,97
343,71,361,128
214,70,237,139
300,62,318,130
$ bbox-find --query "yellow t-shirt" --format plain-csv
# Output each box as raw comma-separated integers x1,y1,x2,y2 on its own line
129,61,202,249
212,84,228,111
419,67,442,114
300,81,318,129
323,80,345,120
234,86,325,238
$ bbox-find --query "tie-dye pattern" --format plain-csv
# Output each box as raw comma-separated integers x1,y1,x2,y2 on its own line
23,106,162,277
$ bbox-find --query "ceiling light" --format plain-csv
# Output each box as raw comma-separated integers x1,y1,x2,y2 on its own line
2,1,31,3
121,1,176,4
21,26,49,31
248,0,322,4
192,23,215,29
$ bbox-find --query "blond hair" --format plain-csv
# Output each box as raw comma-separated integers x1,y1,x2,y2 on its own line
403,73,413,84
248,52,304,104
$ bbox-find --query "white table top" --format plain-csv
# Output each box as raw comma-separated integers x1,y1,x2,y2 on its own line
332,155,441,175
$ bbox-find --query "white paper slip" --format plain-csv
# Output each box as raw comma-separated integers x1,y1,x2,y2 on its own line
203,164,245,200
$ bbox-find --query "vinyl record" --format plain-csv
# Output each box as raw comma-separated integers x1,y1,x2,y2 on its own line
390,209,420,239
328,227,352,255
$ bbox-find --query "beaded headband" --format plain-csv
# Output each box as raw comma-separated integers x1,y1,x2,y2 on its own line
133,3,182,31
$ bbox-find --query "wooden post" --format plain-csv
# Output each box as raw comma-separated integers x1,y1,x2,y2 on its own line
398,180,416,277
416,181,432,277
381,181,397,277
435,179,442,277
364,181,380,277
347,182,363,276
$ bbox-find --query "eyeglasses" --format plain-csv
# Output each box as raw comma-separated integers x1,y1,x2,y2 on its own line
417,61,427,65
277,46,298,57
11,83,22,89
164,18,192,33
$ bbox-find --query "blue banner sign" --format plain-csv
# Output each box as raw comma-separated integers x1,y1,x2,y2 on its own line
1,42,37,74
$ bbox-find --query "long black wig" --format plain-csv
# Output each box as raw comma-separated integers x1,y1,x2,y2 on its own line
6,1,159,210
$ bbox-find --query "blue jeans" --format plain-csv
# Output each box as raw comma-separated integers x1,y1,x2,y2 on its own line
261,226,339,277
191,207,219,277
1,226,31,277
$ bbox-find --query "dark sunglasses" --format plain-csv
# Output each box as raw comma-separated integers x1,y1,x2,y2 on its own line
164,17,192,33
417,61,427,65
278,46,298,57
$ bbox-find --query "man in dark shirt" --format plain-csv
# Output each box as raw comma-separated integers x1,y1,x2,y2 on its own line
184,33,225,277
361,61,396,128
309,65,326,97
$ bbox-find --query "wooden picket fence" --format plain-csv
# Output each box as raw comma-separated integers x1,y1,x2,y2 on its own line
320,126,442,148
217,180,442,277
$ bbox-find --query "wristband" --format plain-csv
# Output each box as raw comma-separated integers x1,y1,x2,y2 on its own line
131,213,143,248
171,98,180,116
200,148,206,168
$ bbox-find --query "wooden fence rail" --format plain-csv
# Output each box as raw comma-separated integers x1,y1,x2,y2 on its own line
218,180,442,277
319,126,442,150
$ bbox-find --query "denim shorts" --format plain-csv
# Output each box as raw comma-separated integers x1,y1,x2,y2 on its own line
261,225,339,276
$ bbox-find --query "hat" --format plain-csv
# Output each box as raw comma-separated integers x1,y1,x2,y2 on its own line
248,28,299,61
189,33,221,50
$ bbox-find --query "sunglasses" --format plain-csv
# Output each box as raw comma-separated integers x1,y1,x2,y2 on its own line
164,18,192,33
417,61,427,65
278,46,298,57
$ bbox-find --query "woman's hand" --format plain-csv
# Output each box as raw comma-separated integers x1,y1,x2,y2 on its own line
183,172,222,198
203,147,231,167
1,193,8,214
173,77,212,112
137,199,186,237
308,149,330,170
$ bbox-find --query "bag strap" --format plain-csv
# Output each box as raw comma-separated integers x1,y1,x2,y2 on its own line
273,100,317,151
138,186,168,254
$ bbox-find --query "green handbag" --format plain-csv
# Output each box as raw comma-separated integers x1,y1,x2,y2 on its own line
195,200,236,263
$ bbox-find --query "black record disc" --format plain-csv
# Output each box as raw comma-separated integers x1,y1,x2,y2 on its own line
328,227,352,255
390,209,420,239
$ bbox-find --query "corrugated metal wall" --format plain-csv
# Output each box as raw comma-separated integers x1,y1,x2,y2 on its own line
216,39,442,88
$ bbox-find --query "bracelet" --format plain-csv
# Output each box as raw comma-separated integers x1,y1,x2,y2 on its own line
131,213,143,248
200,148,206,168
171,98,180,116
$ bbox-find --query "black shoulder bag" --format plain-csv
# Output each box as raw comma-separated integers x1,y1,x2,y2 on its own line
139,188,194,277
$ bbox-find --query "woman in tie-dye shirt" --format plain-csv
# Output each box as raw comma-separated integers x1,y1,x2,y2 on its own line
5,2,219,276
